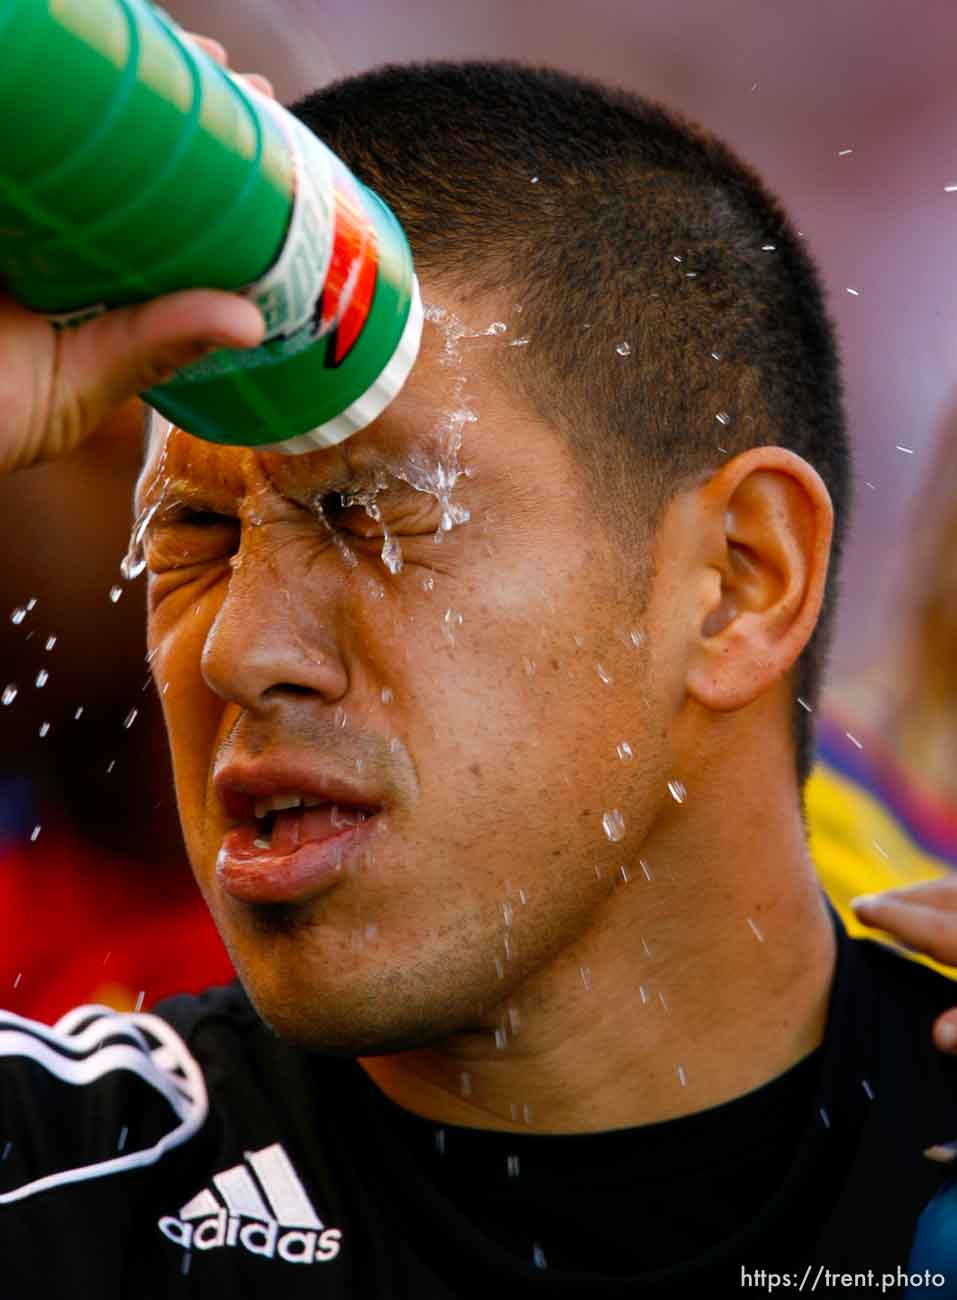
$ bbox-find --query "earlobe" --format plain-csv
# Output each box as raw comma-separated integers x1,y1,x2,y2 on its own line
686,447,832,714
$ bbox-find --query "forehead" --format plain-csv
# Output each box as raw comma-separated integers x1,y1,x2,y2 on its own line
138,288,532,510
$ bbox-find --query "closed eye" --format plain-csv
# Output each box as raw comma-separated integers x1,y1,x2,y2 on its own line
172,508,237,529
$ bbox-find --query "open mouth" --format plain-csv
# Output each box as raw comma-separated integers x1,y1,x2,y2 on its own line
250,796,375,854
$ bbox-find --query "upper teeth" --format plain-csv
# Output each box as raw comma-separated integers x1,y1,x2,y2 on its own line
253,793,326,819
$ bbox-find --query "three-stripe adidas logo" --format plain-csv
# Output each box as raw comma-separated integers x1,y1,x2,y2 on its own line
158,1143,343,1265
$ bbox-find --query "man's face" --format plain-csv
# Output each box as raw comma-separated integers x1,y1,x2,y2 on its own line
137,286,672,1053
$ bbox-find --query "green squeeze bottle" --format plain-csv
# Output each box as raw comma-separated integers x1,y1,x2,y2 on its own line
0,0,422,452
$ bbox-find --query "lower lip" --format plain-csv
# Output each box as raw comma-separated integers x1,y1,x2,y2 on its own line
215,816,378,905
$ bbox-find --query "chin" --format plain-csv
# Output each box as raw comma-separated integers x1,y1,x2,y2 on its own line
232,943,493,1059
245,984,466,1057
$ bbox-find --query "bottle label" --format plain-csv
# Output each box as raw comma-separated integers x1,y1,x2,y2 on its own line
165,98,382,385
248,100,336,341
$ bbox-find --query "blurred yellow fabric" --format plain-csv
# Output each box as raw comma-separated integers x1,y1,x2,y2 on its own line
808,716,957,980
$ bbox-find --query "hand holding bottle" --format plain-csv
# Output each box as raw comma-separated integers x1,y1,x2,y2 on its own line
0,32,268,476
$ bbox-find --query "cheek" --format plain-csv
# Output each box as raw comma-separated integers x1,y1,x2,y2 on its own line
148,590,224,844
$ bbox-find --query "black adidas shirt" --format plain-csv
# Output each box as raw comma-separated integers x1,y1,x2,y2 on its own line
3,909,957,1297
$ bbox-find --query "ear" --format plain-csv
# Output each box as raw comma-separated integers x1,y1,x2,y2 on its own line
683,446,833,713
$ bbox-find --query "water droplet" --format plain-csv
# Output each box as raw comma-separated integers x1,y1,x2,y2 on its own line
30,825,41,843
117,1126,128,1152
134,990,146,1013
389,736,402,753
658,991,669,1012
819,1106,831,1129
618,864,631,883
595,662,613,685
74,706,84,720
673,255,683,263
502,901,514,928
2,1141,12,1159
895,444,914,455
797,696,813,713
667,779,687,804
532,1243,547,1270
523,658,537,677
509,336,531,347
44,636,56,651
380,688,394,704
641,935,652,957
10,607,26,625
334,706,347,729
34,669,49,689
677,1064,688,1086
487,321,507,335
12,974,22,990
602,809,626,842
108,586,123,604
761,243,776,251
640,859,653,881
26,598,36,612
629,630,643,649
38,722,50,738
460,1071,472,1097
846,287,860,296
861,1078,875,1100
615,341,632,357
518,888,529,906
530,175,540,184
580,964,592,991
871,839,889,860
507,1154,521,1177
746,916,765,942
422,575,435,592
123,708,139,730
715,411,731,426
106,760,116,774
845,731,863,750
616,741,634,761
435,1129,446,1155
443,608,464,643
381,537,404,574
494,1026,507,1049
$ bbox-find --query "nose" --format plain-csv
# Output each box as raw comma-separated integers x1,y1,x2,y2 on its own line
200,527,350,713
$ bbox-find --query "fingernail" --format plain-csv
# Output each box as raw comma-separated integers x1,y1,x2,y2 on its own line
850,894,882,913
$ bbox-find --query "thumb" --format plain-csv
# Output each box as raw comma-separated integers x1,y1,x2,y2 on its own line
54,288,265,448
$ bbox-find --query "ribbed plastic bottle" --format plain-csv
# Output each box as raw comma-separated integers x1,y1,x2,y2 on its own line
0,0,422,453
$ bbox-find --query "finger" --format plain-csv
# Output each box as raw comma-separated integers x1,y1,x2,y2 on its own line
850,894,957,966
933,1011,957,1054
855,875,957,910
184,33,228,65
52,290,264,453
239,73,276,99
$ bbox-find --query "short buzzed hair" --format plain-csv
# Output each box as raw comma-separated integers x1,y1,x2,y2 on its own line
292,62,850,786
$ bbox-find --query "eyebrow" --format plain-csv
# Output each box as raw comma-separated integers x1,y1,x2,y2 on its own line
135,474,238,520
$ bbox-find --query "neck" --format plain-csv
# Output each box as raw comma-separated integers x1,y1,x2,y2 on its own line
361,734,836,1134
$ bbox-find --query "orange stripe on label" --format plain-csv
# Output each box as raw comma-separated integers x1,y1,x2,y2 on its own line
321,170,379,367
